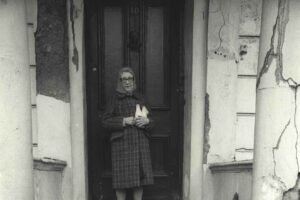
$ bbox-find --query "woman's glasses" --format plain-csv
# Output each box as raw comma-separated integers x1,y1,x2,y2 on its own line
120,77,134,82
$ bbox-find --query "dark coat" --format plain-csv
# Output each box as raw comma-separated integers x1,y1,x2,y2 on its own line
102,91,154,189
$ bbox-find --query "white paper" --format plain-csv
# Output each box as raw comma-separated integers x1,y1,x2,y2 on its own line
135,104,149,118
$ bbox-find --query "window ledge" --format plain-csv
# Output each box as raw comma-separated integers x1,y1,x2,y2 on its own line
209,160,253,173
34,157,67,171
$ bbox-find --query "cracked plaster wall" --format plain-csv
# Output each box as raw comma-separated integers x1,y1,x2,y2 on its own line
206,0,263,164
67,0,87,199
33,0,73,199
206,0,240,163
253,0,300,199
203,0,262,199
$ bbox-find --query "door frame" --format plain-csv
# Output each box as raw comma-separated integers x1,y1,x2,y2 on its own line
68,0,208,199
84,0,185,199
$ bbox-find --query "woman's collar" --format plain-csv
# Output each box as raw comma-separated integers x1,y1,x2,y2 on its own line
116,90,140,99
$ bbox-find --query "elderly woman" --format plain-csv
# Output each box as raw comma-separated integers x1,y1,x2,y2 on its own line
102,67,154,200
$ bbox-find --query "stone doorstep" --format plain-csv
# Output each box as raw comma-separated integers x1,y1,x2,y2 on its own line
34,157,67,172
209,160,253,173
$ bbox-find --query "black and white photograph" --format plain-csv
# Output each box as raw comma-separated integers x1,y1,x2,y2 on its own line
0,0,300,199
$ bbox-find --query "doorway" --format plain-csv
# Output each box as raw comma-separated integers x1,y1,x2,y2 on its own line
85,0,184,199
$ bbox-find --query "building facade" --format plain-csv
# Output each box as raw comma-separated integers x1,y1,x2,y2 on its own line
0,0,300,199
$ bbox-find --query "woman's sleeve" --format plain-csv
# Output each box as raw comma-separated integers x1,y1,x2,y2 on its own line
101,97,124,132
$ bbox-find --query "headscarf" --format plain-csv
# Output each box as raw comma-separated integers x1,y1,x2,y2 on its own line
116,67,137,95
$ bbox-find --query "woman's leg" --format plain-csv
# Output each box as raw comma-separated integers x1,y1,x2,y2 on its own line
116,189,126,200
133,187,143,200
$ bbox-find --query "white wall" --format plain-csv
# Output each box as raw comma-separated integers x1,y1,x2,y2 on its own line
26,1,73,199
206,0,262,164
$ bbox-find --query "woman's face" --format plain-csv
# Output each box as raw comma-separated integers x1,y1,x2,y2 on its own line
120,72,134,92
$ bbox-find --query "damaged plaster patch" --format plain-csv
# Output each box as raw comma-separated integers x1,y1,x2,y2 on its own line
261,175,287,200
36,0,70,102
282,173,300,200
70,0,79,71
257,0,300,198
256,0,291,88
208,0,236,60
203,93,211,164
239,0,262,35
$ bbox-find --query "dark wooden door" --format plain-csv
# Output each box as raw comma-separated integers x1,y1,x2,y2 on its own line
85,0,183,199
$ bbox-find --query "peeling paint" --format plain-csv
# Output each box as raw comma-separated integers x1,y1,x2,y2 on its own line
282,173,300,200
261,175,286,200
36,0,70,102
256,0,297,88
256,20,277,89
274,0,289,84
239,44,248,60
203,93,211,164
70,0,79,71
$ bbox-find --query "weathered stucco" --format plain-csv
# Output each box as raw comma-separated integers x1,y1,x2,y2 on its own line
206,0,239,163
69,0,79,70
203,93,211,164
253,0,300,199
67,0,88,199
0,1,34,199
36,0,70,102
182,0,208,199
239,0,262,36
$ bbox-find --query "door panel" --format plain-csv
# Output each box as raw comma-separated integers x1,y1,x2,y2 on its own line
86,0,183,199
103,6,124,104
145,6,165,105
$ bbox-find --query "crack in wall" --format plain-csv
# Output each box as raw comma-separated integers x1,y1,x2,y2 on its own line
216,9,226,53
272,119,291,176
256,16,278,89
70,0,79,71
256,1,300,198
275,0,289,84
235,148,253,151
293,86,299,173
256,0,289,88
209,0,227,55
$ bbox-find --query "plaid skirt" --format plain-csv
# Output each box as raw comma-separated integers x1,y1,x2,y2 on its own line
111,126,154,189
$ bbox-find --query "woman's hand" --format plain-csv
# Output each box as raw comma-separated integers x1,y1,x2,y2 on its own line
123,116,136,126
135,116,149,128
